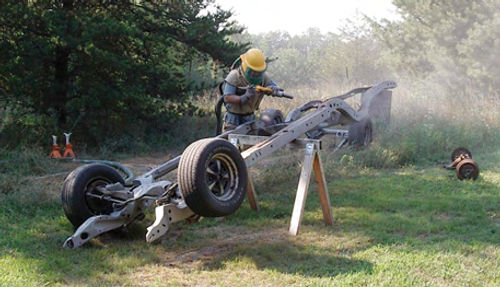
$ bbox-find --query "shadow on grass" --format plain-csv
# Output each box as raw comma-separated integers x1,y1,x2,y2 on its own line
0,197,167,285
0,194,372,284
230,164,500,251
201,240,373,278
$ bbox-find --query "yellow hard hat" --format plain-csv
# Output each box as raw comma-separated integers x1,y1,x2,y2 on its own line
240,48,267,73
240,48,267,85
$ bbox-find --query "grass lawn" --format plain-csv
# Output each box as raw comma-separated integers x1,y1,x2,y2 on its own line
0,149,499,286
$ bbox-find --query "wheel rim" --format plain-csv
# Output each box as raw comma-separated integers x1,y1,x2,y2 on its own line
205,153,239,201
460,164,474,178
84,178,114,215
458,163,478,180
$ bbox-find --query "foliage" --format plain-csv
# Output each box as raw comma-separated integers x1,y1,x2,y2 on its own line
235,25,392,92
0,0,247,147
370,0,500,96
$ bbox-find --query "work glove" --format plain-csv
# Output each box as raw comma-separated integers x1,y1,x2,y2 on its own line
239,88,256,105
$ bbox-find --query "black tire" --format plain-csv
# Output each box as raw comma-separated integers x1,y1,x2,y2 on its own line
178,138,248,217
61,163,124,228
451,147,472,161
259,109,284,126
348,118,373,147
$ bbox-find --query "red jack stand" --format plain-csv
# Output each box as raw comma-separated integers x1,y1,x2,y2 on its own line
63,132,76,158
50,135,62,158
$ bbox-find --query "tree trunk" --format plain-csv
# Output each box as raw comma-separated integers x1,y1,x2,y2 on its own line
53,0,74,126
54,46,70,125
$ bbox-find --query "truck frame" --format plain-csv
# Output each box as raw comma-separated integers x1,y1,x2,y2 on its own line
61,81,397,249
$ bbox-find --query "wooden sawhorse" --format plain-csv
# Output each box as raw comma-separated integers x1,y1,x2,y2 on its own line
228,135,334,235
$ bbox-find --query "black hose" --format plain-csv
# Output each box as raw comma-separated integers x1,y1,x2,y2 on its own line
215,95,225,135
215,81,226,135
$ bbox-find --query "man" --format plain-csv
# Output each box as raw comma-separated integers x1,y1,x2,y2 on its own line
222,48,280,131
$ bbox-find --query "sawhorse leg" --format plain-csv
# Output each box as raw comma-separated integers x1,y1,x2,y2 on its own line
246,172,260,211
289,143,333,235
229,137,260,211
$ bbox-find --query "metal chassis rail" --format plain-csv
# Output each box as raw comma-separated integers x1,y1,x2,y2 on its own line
241,81,396,167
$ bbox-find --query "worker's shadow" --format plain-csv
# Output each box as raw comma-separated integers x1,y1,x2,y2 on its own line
196,233,373,278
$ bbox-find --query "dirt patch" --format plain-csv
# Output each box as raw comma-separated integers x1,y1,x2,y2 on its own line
121,154,177,166
412,268,451,286
127,226,289,286
417,231,445,239
432,212,452,221
163,227,287,267
164,244,236,266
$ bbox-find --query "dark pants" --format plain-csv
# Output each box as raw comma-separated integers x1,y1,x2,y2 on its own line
222,112,256,132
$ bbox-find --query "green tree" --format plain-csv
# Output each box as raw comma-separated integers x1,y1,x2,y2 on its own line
0,0,247,147
239,25,391,92
371,0,500,95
